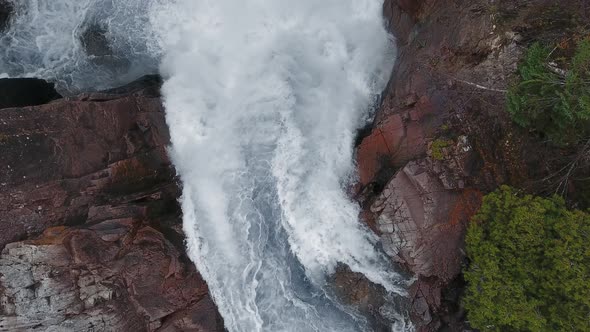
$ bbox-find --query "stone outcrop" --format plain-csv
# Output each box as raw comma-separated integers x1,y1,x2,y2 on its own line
80,24,113,57
359,133,482,329
370,158,481,325
355,0,530,329
0,224,219,331
0,0,11,32
0,77,222,331
361,0,590,329
78,23,131,70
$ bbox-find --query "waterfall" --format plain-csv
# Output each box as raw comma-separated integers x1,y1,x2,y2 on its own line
0,0,412,330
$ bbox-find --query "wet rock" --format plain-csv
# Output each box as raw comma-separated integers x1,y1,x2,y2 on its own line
0,78,61,109
356,107,431,187
0,0,12,32
328,265,412,332
80,24,112,57
101,74,163,97
156,296,223,332
357,0,519,329
79,23,130,70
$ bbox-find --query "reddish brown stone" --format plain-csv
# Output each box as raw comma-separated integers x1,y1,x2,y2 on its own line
0,89,172,248
357,114,405,185
363,1,515,328
0,221,221,331
0,80,222,331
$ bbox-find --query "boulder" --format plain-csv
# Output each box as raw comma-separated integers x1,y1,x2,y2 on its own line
329,265,412,332
371,159,482,281
78,23,131,70
80,24,112,57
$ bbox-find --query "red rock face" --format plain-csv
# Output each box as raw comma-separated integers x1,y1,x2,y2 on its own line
359,0,520,329
0,82,222,331
392,0,424,19
356,98,434,186
0,90,170,247
0,224,219,331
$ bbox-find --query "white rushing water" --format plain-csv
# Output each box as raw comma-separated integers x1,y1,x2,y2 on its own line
1,0,412,331
0,0,160,92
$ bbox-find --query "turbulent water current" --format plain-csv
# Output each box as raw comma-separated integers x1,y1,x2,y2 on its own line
0,1,412,331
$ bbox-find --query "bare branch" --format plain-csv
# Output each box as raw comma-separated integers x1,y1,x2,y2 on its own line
453,78,508,93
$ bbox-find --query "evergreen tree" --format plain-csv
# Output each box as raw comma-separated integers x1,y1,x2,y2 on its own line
464,186,590,331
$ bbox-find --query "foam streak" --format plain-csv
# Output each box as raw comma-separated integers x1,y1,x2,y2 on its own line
153,1,409,331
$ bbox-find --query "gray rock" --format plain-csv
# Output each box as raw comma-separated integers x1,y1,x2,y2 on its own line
0,0,12,32
0,222,220,332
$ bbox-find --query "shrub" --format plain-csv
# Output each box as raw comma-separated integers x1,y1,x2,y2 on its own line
430,138,452,160
464,186,590,331
508,39,590,145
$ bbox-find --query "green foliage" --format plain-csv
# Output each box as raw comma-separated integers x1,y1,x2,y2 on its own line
464,186,590,331
430,138,452,160
508,39,590,145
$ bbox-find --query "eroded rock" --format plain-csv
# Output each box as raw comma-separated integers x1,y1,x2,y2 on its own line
358,0,511,329
0,84,169,247
0,78,223,331
0,223,219,331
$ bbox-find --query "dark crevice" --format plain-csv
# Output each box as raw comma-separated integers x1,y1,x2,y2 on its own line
0,79,62,109
0,0,12,32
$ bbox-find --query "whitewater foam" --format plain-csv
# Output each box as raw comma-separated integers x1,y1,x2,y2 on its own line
0,0,159,92
1,0,412,331
152,0,411,330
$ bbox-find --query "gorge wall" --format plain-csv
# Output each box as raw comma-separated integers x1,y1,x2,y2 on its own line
0,79,223,331
358,0,588,330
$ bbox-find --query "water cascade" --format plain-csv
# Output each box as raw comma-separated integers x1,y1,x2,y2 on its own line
0,1,411,330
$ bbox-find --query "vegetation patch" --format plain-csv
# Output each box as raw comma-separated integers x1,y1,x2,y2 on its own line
463,186,590,331
508,38,590,146
430,138,453,160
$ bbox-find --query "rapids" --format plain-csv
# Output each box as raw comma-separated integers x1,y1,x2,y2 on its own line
0,1,412,330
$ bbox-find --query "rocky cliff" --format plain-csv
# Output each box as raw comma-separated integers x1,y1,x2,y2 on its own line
357,0,589,330
0,78,223,331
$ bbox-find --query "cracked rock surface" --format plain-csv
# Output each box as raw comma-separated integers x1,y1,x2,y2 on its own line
0,77,222,332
